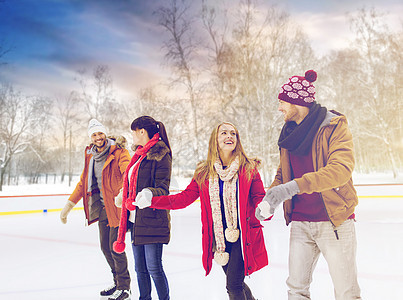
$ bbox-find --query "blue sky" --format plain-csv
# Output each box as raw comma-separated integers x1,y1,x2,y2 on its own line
0,0,402,99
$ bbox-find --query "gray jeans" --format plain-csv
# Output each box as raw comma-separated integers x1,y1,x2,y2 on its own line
287,220,361,300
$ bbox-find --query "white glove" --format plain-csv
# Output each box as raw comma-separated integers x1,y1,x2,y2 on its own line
115,189,123,208
255,206,265,221
255,201,273,220
262,180,300,213
60,200,75,224
133,188,153,209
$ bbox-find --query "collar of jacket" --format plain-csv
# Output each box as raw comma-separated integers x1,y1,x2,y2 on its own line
319,110,346,129
146,140,170,161
86,143,118,156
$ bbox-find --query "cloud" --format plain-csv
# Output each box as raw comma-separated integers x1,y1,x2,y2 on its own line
110,62,169,100
292,12,353,56
291,3,403,56
1,0,403,100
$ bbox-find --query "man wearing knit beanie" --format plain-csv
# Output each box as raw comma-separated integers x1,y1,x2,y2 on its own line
257,70,361,299
60,119,131,300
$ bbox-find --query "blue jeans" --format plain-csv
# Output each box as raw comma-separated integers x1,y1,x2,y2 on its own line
132,243,170,300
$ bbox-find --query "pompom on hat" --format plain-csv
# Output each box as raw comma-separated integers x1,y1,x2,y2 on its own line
278,70,317,107
88,118,107,138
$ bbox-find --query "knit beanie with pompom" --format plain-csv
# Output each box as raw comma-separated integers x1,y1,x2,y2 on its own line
278,70,317,107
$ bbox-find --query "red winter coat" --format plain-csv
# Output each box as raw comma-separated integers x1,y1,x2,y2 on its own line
151,167,269,276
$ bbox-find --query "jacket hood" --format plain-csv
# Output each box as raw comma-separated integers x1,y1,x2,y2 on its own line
319,110,345,129
87,136,127,154
147,140,171,161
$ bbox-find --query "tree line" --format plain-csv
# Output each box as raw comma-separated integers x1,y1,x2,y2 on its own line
0,0,402,191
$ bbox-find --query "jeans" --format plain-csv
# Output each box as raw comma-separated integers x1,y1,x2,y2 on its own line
287,220,361,300
222,239,255,300
132,243,170,300
98,208,131,290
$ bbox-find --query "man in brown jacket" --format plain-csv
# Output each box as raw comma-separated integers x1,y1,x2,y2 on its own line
60,119,131,300
257,70,361,299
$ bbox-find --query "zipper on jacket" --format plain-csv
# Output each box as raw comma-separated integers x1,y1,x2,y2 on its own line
236,183,247,275
201,188,213,274
315,131,339,240
319,193,339,240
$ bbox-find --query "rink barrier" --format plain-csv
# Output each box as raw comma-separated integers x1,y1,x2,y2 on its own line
0,207,83,216
0,193,71,198
0,190,402,216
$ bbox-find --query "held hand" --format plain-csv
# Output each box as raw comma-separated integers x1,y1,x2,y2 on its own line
263,180,300,212
255,201,273,221
133,188,152,209
115,189,123,208
60,200,75,224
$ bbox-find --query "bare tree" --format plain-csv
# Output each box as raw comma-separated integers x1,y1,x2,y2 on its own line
126,86,194,174
0,42,11,68
22,96,53,183
53,91,84,184
156,0,203,163
75,65,125,132
0,1,11,67
200,0,317,183
347,7,402,177
0,85,47,190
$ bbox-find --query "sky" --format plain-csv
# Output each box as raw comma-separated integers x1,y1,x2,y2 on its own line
0,0,402,100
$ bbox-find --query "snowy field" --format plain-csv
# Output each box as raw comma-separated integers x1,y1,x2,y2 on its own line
0,174,402,300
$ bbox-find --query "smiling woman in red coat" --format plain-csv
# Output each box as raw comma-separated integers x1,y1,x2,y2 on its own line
133,122,272,300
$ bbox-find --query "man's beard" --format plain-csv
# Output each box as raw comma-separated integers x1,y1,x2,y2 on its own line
95,140,106,151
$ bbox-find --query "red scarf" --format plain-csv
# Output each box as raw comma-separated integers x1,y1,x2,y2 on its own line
113,133,160,253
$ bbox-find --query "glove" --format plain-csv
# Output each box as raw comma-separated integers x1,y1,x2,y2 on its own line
60,200,76,224
255,201,273,221
263,180,300,213
115,189,123,208
133,188,153,209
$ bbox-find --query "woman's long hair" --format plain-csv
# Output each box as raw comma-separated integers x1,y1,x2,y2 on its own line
193,122,259,186
130,116,171,155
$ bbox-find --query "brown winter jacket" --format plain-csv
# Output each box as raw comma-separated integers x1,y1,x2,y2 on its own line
69,138,130,227
130,140,172,245
271,110,358,227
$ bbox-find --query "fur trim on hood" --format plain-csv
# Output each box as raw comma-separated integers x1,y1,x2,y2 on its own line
131,140,170,161
89,135,127,149
147,140,171,161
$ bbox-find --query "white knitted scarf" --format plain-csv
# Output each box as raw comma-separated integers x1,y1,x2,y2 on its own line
209,157,240,266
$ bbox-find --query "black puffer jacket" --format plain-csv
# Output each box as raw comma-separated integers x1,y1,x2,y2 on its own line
131,140,172,245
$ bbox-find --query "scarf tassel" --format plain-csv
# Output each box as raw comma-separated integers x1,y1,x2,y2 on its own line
214,251,230,266
225,228,239,243
113,194,128,254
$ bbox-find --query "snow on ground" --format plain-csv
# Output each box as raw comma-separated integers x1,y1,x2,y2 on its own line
0,173,402,299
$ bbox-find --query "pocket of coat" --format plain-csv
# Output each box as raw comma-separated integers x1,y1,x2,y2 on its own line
247,226,266,262
142,209,167,227
333,181,357,208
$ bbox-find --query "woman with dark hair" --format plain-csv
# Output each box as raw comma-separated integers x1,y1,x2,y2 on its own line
133,122,272,300
113,116,172,300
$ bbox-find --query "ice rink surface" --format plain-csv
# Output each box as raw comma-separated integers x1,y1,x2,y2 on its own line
0,184,402,300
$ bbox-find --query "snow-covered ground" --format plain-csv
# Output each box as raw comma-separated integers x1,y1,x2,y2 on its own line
0,174,402,299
